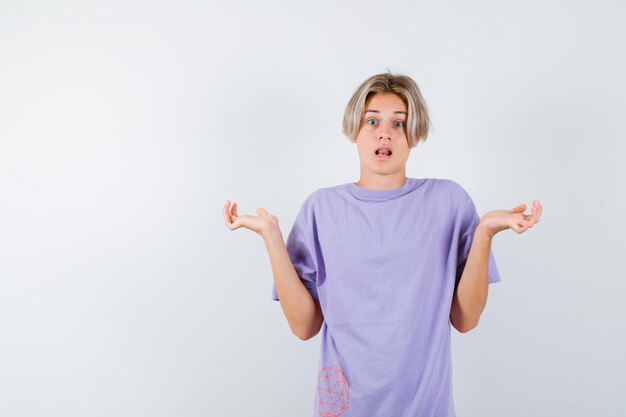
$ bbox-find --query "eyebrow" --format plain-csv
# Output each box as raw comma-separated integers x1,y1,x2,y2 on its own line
364,109,407,116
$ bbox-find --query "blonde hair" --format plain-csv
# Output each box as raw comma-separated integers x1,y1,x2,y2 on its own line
342,71,431,148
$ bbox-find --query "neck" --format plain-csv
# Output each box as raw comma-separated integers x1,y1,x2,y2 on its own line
355,171,407,191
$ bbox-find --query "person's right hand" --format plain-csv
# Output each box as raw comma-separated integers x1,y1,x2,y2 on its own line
223,199,280,238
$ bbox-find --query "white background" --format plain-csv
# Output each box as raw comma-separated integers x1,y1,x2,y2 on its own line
1,1,625,416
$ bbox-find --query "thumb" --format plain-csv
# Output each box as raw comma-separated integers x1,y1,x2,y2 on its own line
508,203,527,213
257,207,268,216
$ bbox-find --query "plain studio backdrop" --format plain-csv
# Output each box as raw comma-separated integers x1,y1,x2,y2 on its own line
1,0,625,416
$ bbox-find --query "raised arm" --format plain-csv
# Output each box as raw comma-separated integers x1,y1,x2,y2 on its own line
451,200,542,333
223,200,323,340
263,225,323,340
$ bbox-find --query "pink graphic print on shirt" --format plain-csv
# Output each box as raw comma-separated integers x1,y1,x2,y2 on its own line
317,365,350,417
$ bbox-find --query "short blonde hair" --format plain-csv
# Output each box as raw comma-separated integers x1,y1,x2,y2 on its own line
342,71,431,148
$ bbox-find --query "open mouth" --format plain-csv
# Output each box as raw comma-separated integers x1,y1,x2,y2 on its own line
375,148,392,160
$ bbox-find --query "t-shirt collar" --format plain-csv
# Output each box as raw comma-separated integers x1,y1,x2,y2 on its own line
346,177,425,202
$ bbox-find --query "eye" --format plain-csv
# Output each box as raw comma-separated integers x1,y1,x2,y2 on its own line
395,120,406,127
367,118,378,126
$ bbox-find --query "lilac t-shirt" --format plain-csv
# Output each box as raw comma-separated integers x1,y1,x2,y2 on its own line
271,177,501,417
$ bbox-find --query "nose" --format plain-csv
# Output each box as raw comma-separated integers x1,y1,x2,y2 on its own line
377,123,392,141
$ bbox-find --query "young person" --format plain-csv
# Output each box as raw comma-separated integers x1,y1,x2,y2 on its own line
223,72,542,417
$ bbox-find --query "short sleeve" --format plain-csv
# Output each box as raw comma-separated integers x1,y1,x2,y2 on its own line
271,196,319,301
455,196,502,287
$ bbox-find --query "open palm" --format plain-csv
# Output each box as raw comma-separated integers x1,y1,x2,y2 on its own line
223,200,279,237
480,200,543,238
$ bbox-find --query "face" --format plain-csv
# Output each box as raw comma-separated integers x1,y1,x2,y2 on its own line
355,93,410,175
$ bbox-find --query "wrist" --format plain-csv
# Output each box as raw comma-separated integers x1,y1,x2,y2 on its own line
262,224,283,243
475,223,494,241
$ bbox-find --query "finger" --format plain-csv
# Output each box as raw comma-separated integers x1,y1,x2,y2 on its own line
535,200,542,223
526,201,539,225
512,222,528,234
226,218,238,230
224,203,240,229
516,214,532,228
223,200,232,224
257,207,267,216
232,202,239,217
522,211,536,226
224,209,236,229
509,203,527,214
530,203,540,225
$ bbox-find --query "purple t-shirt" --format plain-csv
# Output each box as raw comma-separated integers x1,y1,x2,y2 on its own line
271,177,501,417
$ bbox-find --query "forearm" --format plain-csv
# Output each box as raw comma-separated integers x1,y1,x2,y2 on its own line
450,224,492,332
263,226,322,340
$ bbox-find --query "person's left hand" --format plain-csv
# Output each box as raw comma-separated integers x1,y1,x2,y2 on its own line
478,200,542,238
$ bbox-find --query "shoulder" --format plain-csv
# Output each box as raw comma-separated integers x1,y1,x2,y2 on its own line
305,183,347,204
295,184,339,216
427,178,473,205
